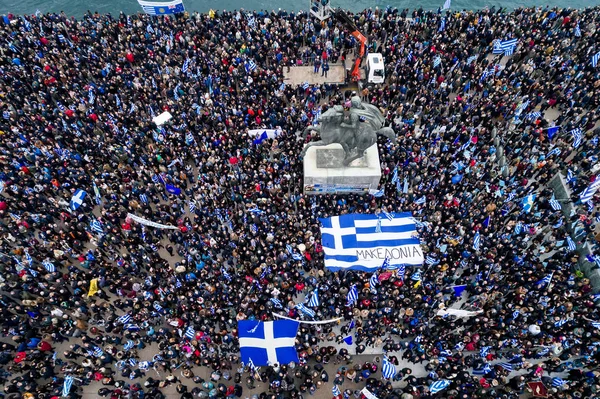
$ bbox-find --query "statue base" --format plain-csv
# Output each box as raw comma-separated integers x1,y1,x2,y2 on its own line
303,144,381,195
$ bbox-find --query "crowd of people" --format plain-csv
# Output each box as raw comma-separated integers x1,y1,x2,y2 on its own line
1,4,600,399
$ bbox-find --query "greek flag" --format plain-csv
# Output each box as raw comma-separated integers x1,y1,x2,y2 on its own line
591,51,600,68
128,358,137,367
90,220,103,234
70,189,87,210
472,363,491,375
466,55,477,65
570,128,583,148
182,57,190,73
139,193,148,204
591,321,600,329
442,0,451,9
549,195,561,211
397,264,406,280
124,340,135,350
146,24,154,34
407,51,413,62
249,206,265,215
319,213,423,272
62,376,74,397
493,38,517,56
411,269,422,281
433,56,442,68
479,346,490,357
369,273,378,293
555,318,570,327
371,187,385,197
332,385,341,396
118,313,132,324
430,380,451,394
93,347,104,357
552,377,568,387
414,196,426,205
382,357,397,379
302,81,309,90
537,273,553,286
527,111,541,120
346,285,358,306
153,302,163,312
438,17,446,32
566,236,576,251
473,231,481,251
498,362,513,371
185,326,195,339
246,60,257,73
138,0,185,15
547,147,561,158
238,320,299,366
42,259,55,273
574,23,581,37
296,303,315,318
307,289,320,307
188,200,197,213
391,167,398,184
522,193,536,213
270,297,283,309
247,14,257,29
580,178,600,203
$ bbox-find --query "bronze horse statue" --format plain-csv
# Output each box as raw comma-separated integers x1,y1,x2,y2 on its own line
300,105,396,166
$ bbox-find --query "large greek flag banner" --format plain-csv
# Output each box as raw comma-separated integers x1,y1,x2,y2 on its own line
320,212,423,271
138,0,185,15
238,320,299,366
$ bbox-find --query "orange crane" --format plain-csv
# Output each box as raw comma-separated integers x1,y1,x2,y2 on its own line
332,8,366,82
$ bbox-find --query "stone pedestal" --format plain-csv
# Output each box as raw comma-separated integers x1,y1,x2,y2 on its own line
303,144,381,195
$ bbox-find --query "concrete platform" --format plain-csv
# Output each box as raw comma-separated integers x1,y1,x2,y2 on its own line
284,65,346,86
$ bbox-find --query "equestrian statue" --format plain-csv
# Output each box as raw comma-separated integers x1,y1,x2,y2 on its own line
299,96,396,166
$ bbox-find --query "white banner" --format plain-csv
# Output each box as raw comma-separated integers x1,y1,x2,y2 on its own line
360,388,379,399
436,308,483,318
272,313,342,325
127,213,180,230
247,129,282,139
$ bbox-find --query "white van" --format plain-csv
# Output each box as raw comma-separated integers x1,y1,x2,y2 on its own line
366,53,385,84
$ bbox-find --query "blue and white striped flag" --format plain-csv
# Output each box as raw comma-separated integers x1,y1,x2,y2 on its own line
185,325,195,339
574,23,581,37
296,303,316,318
332,385,341,396
182,58,190,73
62,376,74,397
570,128,583,148
433,56,442,68
537,273,553,286
302,81,309,90
579,178,600,203
498,362,513,371
369,273,378,293
390,167,398,184
555,318,570,327
139,193,148,204
566,236,576,251
270,297,283,309
430,380,451,394
473,231,481,251
591,321,600,329
249,206,265,215
549,195,561,211
124,340,135,351
438,17,446,32
246,60,257,73
591,51,600,68
153,302,163,312
90,220,103,234
526,111,541,120
414,196,426,205
466,55,477,65
493,38,517,55
346,285,358,306
397,265,406,280
146,24,154,34
552,377,568,387
479,346,490,358
188,200,197,213
42,259,55,273
307,289,320,307
382,356,397,379
472,363,491,375
118,313,132,324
